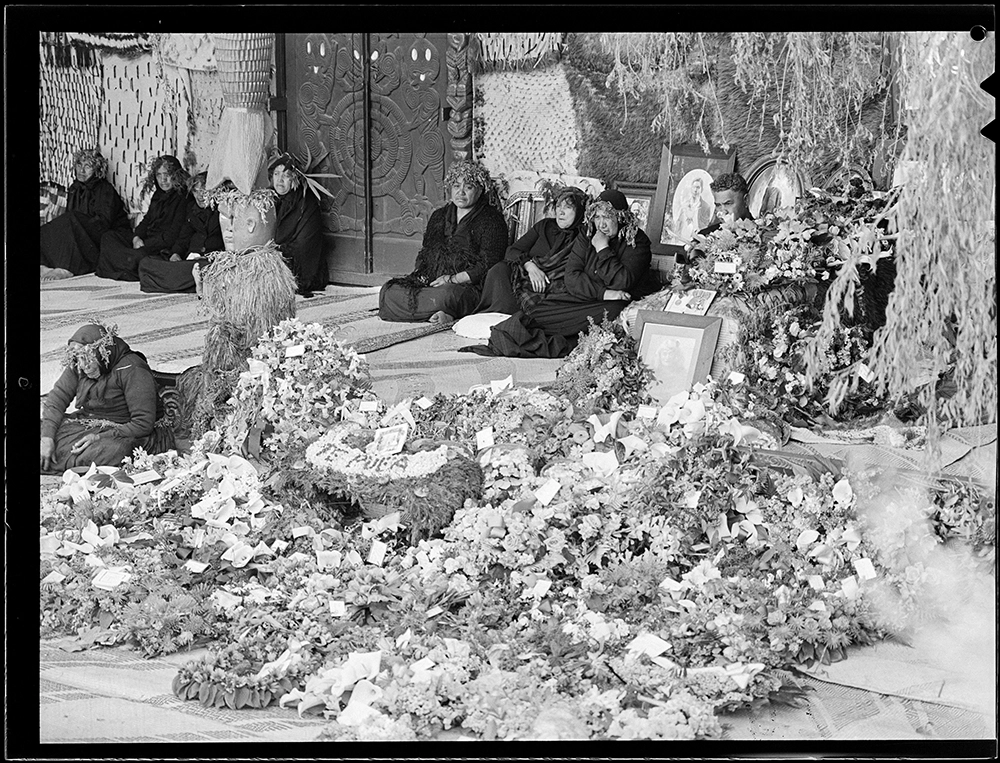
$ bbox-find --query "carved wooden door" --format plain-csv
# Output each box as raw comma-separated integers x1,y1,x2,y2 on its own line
285,33,450,284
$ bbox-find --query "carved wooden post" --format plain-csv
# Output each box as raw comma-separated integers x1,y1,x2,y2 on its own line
445,33,474,162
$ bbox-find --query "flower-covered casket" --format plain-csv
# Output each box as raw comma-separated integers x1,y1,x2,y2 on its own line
305,421,483,542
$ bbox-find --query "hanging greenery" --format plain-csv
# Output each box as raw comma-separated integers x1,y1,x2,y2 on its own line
865,31,996,436
600,33,892,178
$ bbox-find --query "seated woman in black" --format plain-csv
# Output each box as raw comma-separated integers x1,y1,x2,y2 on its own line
40,148,131,279
269,153,326,298
137,172,223,294
474,185,589,315
463,189,659,358
378,160,509,324
95,155,190,281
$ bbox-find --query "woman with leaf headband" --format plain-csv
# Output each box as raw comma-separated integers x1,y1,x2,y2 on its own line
269,153,327,298
137,172,224,294
473,184,590,315
40,147,131,279
463,189,658,358
378,160,509,324
96,155,191,281
41,322,173,473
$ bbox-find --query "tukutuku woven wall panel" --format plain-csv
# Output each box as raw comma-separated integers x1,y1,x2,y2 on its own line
99,53,177,219
477,63,580,179
39,53,104,188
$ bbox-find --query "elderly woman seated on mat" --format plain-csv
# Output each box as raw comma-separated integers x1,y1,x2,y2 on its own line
377,160,509,325
40,322,174,474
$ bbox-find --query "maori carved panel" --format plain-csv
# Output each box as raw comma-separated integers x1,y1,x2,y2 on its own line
286,33,451,275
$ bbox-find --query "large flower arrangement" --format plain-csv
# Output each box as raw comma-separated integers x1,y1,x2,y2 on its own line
224,318,372,457
547,317,653,413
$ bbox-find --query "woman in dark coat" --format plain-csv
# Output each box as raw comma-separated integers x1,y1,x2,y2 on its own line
474,185,589,315
378,160,509,324
40,148,131,278
95,155,190,282
463,189,659,358
40,323,173,474
137,172,223,293
269,154,327,298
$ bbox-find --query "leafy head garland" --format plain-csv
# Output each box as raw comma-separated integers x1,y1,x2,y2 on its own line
267,149,337,204
444,160,506,210
203,181,277,218
585,198,639,247
188,170,209,194
62,319,119,374
140,155,190,198
71,147,109,180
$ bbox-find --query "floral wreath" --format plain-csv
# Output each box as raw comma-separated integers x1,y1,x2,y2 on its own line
585,199,639,247
445,160,506,210
62,319,118,373
71,147,109,180
203,183,278,219
140,156,190,199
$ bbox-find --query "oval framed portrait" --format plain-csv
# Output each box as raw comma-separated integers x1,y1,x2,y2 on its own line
744,157,812,218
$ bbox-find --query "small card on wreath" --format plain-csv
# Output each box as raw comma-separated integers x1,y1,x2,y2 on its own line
664,289,717,316
476,426,495,451
284,344,307,357
713,260,738,274
359,400,380,412
367,540,388,567
371,424,409,456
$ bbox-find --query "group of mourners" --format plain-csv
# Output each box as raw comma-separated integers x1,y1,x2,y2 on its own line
40,149,325,298
376,161,751,359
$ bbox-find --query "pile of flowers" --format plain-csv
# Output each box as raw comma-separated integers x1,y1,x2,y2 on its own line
39,307,994,741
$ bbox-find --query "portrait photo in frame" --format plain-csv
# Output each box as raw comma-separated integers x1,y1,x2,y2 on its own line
744,157,813,218
647,144,736,256
632,311,722,404
614,182,657,235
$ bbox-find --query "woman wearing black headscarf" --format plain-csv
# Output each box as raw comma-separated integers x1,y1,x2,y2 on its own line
473,185,589,315
462,189,659,358
40,323,173,473
40,148,131,279
95,155,191,281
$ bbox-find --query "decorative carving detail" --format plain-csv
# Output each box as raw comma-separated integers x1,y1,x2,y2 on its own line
445,34,474,162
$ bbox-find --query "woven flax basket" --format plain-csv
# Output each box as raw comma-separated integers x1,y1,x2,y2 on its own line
213,33,273,109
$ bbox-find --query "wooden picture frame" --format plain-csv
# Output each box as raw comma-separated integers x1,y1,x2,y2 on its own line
647,143,736,256
614,181,657,236
632,311,723,404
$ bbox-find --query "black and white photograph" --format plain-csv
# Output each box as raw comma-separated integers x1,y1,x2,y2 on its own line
15,9,996,756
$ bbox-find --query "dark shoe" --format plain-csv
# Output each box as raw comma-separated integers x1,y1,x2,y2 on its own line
297,289,314,299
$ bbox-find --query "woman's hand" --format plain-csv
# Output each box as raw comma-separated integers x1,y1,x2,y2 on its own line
430,271,471,288
40,437,55,471
524,261,550,293
603,288,630,301
132,236,144,249
591,231,610,252
70,432,100,456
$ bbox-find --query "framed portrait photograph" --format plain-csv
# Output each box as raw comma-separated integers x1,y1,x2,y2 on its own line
614,182,657,234
744,157,813,218
371,423,409,456
632,311,723,404
647,144,736,256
